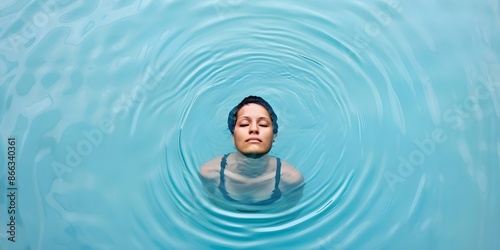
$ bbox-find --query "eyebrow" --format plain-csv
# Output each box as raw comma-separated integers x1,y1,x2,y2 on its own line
237,116,271,121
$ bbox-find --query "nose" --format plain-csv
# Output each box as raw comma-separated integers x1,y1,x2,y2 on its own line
249,122,259,134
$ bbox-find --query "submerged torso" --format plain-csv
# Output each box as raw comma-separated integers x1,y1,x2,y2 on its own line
215,153,283,211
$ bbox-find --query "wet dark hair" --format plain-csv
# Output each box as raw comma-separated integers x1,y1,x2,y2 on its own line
227,96,278,134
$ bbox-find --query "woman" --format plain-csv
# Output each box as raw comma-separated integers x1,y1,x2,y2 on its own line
199,96,304,212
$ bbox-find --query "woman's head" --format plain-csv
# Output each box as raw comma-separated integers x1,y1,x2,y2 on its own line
228,96,278,157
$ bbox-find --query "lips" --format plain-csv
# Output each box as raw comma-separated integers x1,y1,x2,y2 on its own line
246,137,262,142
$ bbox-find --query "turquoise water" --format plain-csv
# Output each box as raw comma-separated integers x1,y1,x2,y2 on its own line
1,0,500,249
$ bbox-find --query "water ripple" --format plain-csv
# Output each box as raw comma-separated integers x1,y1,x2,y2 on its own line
1,0,499,249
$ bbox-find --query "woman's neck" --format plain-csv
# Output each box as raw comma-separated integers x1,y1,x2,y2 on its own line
233,151,271,177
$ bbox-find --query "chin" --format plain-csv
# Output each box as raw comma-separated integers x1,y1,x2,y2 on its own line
239,149,271,158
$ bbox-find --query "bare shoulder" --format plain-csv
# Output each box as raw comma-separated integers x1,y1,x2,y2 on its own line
199,156,223,195
199,155,223,180
279,160,304,187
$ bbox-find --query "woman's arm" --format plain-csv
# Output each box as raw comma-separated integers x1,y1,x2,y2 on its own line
279,161,305,208
198,156,222,198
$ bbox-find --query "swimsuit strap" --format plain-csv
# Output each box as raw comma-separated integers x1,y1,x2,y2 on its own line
218,154,233,202
219,153,230,186
275,157,281,189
